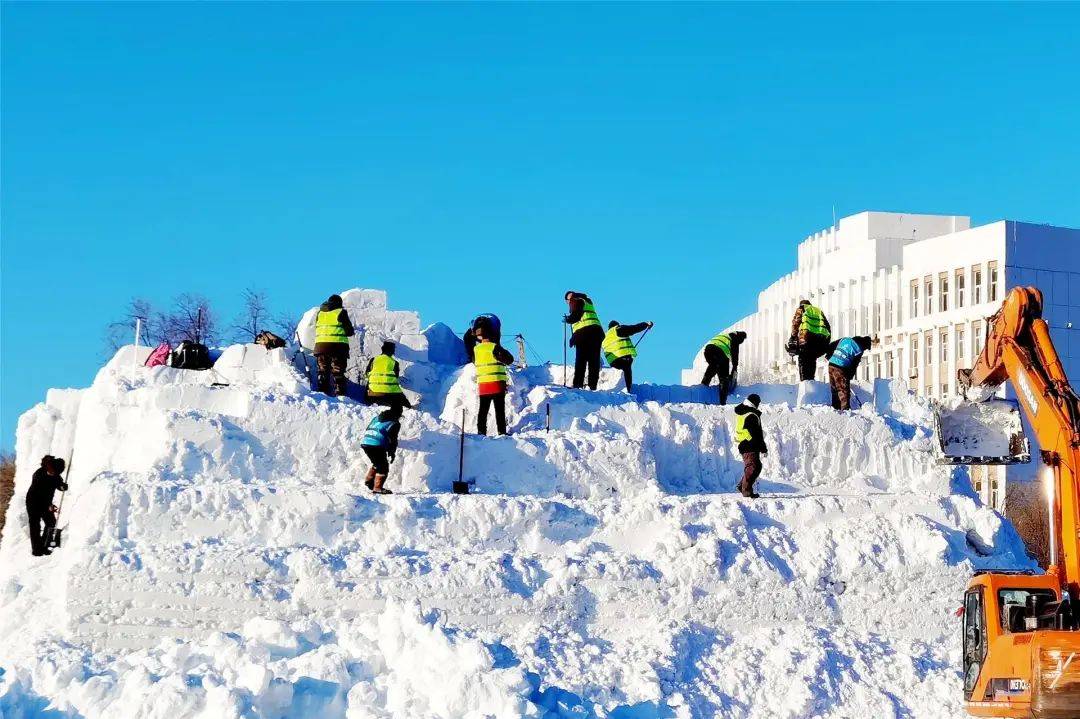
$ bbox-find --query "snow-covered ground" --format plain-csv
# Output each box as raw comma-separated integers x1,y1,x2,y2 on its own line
0,292,1035,719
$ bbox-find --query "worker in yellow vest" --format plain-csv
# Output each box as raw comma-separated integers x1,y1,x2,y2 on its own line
470,325,515,436
602,320,653,391
563,291,604,390
789,299,831,381
313,294,355,397
733,393,767,498
700,330,747,405
365,341,412,410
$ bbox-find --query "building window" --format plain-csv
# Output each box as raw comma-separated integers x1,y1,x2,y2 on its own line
956,325,965,363
972,320,984,357
988,261,999,302
956,269,966,309
910,280,919,319
862,305,869,335
925,331,933,367
925,276,933,315
940,273,949,312
885,299,894,330
873,302,881,334
972,264,983,304
910,336,919,376
940,329,948,363
942,383,949,398
862,363,869,382
874,354,882,379
886,351,895,378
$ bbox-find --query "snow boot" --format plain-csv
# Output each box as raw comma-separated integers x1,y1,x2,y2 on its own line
364,467,376,491
371,474,392,495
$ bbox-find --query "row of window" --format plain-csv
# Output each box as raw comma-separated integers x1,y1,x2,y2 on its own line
910,262,998,319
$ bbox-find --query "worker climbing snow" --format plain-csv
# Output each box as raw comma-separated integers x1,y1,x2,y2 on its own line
700,330,747,405
469,323,515,436
26,455,68,556
563,290,604,390
314,294,356,397
789,299,831,381
825,336,874,410
603,321,652,392
366,341,412,410
361,405,402,495
733,394,767,499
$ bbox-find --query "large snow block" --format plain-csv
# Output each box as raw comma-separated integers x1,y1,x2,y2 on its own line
796,380,832,407
422,323,467,366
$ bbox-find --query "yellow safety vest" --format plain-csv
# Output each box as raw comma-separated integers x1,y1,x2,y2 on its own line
572,300,601,334
474,342,508,385
367,354,402,394
734,412,752,443
602,326,637,364
800,304,829,337
315,309,349,344
707,333,732,358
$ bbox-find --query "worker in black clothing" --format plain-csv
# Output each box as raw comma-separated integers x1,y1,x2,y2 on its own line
469,323,516,436
700,331,747,405
602,320,653,391
563,291,604,390
366,341,413,410
313,294,356,396
733,394,767,498
26,455,68,556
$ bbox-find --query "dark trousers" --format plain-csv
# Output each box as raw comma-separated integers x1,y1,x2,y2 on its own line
315,346,349,396
478,392,507,435
572,329,603,390
27,502,55,555
701,345,732,404
740,452,762,496
610,356,634,391
796,336,828,381
362,445,390,475
368,392,412,410
828,365,853,410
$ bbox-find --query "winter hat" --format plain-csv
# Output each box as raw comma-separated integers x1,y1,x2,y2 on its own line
381,341,396,355
608,320,620,329
744,394,761,408
326,294,343,309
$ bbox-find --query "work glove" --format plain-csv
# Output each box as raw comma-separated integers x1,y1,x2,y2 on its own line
562,315,571,323
389,453,396,464
646,321,654,328
50,505,58,513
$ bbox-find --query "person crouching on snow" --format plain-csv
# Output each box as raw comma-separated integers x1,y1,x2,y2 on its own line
733,394,767,499
361,405,402,495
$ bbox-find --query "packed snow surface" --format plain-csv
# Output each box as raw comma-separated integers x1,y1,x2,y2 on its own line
937,397,1026,461
0,291,1035,719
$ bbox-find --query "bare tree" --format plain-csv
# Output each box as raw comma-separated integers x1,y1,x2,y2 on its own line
0,452,15,542
273,311,302,342
1005,482,1050,568
230,288,270,343
106,294,218,354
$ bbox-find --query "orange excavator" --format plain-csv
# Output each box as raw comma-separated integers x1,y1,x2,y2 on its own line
947,286,1080,717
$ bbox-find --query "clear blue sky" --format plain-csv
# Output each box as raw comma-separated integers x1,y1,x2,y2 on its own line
3,2,1078,449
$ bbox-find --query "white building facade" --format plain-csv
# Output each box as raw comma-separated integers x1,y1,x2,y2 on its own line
684,211,1080,510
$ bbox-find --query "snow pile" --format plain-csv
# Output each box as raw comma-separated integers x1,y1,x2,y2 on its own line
936,397,1027,461
0,290,1036,719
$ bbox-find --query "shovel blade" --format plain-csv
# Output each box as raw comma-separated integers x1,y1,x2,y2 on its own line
935,397,1031,465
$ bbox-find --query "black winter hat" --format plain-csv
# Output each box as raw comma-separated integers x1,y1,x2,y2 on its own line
608,320,619,329
326,294,343,309
746,393,761,408
381,341,396,355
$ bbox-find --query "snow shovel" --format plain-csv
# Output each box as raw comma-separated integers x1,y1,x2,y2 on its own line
294,331,317,391
45,454,73,549
453,408,469,494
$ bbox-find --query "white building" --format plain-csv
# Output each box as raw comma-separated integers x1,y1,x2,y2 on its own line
684,211,1080,510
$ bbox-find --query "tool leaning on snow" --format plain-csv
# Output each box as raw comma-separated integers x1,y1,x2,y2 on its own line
44,453,73,550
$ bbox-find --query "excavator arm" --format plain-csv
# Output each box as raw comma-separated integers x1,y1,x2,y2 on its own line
959,287,1080,594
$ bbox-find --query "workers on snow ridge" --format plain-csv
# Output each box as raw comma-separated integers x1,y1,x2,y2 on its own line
603,320,653,392
469,323,515,436
700,330,747,405
314,294,355,397
366,341,412,410
361,405,402,495
789,299,831,382
27,456,67,556
826,336,874,411
733,394,767,499
563,291,604,390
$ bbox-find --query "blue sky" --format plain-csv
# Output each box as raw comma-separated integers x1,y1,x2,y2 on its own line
2,2,1078,449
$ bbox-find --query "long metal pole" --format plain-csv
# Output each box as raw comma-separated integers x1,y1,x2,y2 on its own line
563,322,568,387
132,317,142,380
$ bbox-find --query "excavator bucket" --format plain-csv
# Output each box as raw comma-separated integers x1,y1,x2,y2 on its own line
935,377,1031,464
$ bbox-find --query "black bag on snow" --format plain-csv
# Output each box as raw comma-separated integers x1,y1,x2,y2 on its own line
171,341,213,370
